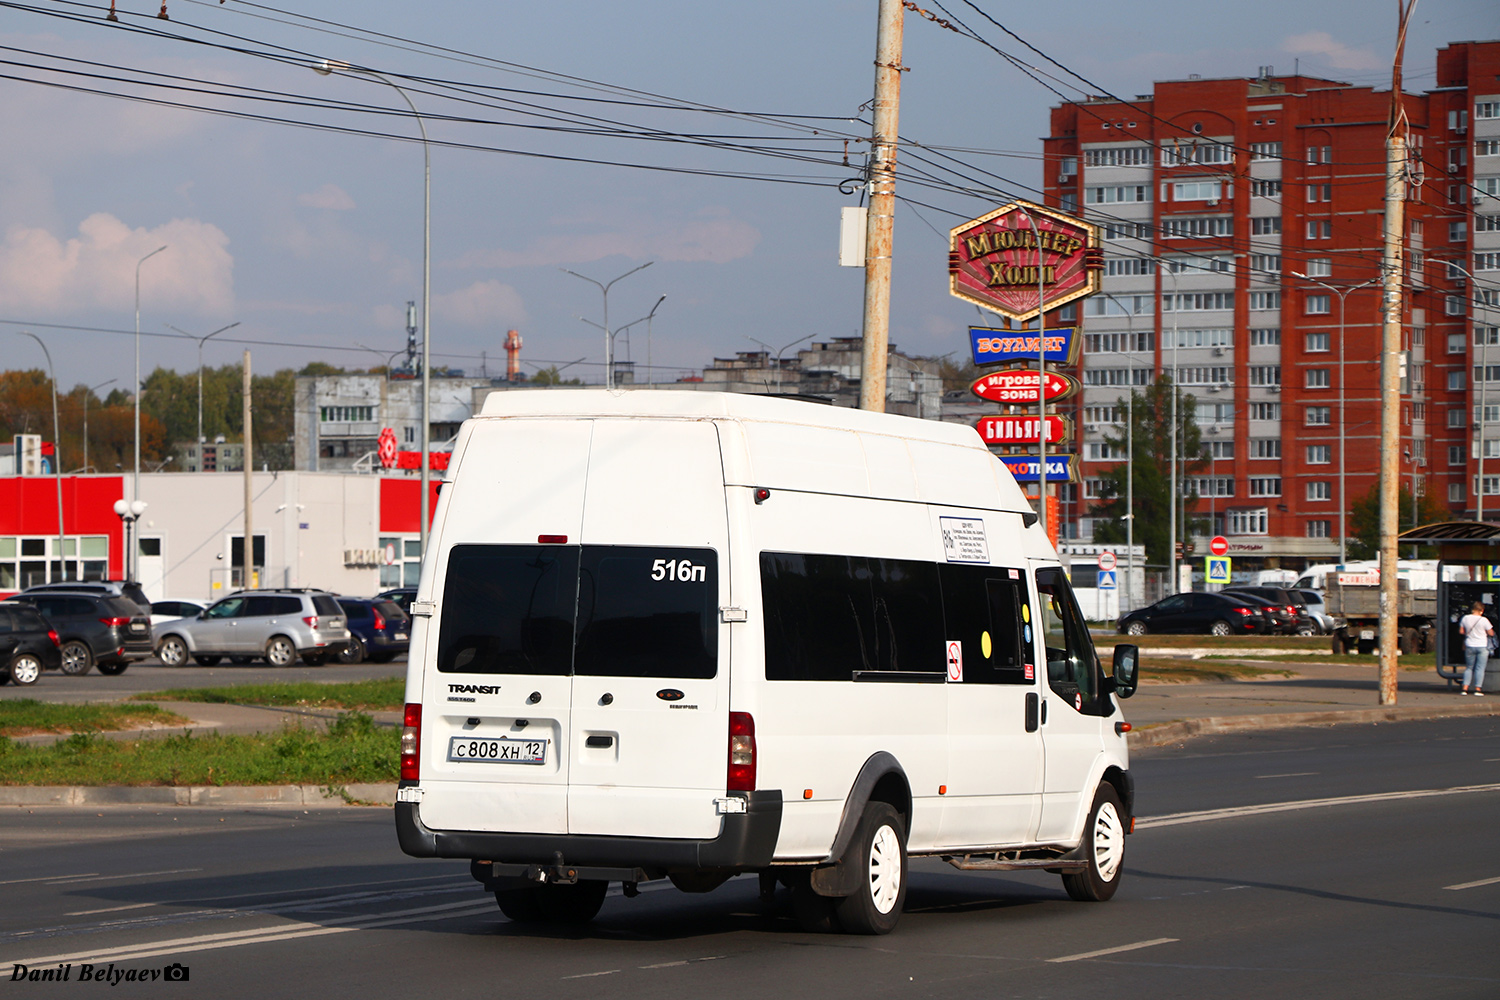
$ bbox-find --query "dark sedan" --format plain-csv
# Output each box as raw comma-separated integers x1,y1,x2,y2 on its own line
0,603,62,685
1222,586,1318,635
3,592,152,675
1118,592,1271,636
336,598,411,664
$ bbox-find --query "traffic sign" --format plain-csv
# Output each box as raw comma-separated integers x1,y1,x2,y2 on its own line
1098,550,1117,572
975,414,1072,445
969,325,1081,367
1209,535,1229,557
1096,569,1117,590
1205,556,1232,585
970,368,1080,405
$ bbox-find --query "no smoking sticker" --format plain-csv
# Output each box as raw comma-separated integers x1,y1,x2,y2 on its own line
946,640,963,683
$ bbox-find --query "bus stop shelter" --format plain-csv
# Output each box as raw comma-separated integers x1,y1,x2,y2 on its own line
1398,521,1500,691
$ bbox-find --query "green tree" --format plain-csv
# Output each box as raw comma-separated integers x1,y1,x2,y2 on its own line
1347,483,1452,560
1086,377,1209,567
530,366,582,386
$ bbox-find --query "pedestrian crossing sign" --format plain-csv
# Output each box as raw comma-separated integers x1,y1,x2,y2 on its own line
1486,565,1500,583
1097,569,1117,590
1205,556,1231,584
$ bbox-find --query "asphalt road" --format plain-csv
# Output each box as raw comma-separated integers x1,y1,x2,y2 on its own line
0,659,407,704
3,717,1499,998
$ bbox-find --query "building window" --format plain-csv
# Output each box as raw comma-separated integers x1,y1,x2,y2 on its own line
1171,179,1223,201
1307,445,1332,464
1162,141,1234,167
1083,405,1122,425
1478,102,1500,120
1083,368,1152,386
1161,216,1234,239
1173,366,1234,386
1307,368,1331,388
1250,141,1282,160
1248,253,1281,275
1104,221,1154,240
1450,408,1468,428
1250,179,1282,197
1085,442,1124,460
1478,325,1500,346
1249,327,1281,346
1306,332,1330,352
1451,482,1467,503
1196,402,1235,424
1250,402,1281,421
1479,140,1500,158
1251,217,1282,236
1167,255,1233,274
1476,404,1500,423
1478,215,1500,233
1249,291,1281,311
1482,477,1500,497
1085,331,1154,353
1307,520,1331,538
1206,440,1235,459
319,405,375,422
1307,406,1331,426
1249,365,1282,386
1087,185,1149,204
1086,295,1154,316
1163,328,1230,348
1451,221,1469,242
1307,482,1332,501
1448,332,1466,354
1248,478,1282,498
1306,258,1332,277
1306,294,1331,315
1228,509,1269,535
1477,252,1500,272
1190,477,1234,497
1085,146,1152,167
1450,371,1467,391
1103,256,1156,276
1250,438,1281,459
1306,220,1333,240
1450,445,1466,466
1164,292,1236,312
1307,145,1332,164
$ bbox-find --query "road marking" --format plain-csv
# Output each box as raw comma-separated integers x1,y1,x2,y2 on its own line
1047,938,1178,963
562,970,621,979
1445,875,1500,891
1139,783,1500,829
641,961,689,968
1255,772,1318,779
0,873,97,886
47,868,202,885
65,903,159,916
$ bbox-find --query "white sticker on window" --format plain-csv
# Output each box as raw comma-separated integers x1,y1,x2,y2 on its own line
939,517,990,564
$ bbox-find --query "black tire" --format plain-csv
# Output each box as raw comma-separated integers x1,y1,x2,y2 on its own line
536,881,609,923
229,655,254,665
157,635,188,667
1296,625,1317,637
1331,631,1346,655
1208,620,1232,637
301,652,328,666
265,636,296,667
1062,784,1126,903
338,637,366,665
193,655,222,666
1398,627,1419,656
833,802,908,935
1125,620,1147,636
494,887,545,922
59,640,93,676
9,653,42,686
96,661,128,676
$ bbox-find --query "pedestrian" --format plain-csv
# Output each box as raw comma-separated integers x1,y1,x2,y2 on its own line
1459,602,1494,696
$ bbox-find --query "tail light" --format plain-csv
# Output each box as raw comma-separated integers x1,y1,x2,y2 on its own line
1234,607,1252,616
99,616,131,627
47,630,60,647
727,712,756,792
302,616,319,628
400,703,421,781
373,609,385,631
1285,606,1296,616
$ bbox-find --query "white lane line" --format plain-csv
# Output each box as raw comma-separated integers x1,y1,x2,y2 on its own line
47,868,202,885
1445,875,1500,891
0,873,97,887
562,970,621,979
65,903,159,917
641,961,689,969
1047,938,1178,964
1255,772,1318,779
1139,783,1500,829
5,898,498,968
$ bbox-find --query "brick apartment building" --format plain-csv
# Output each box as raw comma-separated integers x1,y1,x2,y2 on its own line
1040,39,1500,574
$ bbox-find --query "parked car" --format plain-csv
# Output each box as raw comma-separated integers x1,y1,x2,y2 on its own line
1118,592,1271,636
22,580,151,615
0,603,63,685
1297,590,1336,634
1221,586,1317,635
153,589,350,667
376,587,416,614
149,598,209,627
1225,593,1297,634
336,598,410,664
2,592,153,675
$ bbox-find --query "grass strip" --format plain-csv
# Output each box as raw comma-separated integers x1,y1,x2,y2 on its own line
131,678,405,712
1143,657,1298,683
1200,652,1438,669
0,712,397,786
0,700,188,739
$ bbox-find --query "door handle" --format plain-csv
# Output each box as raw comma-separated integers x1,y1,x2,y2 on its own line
1025,692,1039,732
585,735,614,748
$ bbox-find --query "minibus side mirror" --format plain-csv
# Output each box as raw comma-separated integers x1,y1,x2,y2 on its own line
1111,644,1139,699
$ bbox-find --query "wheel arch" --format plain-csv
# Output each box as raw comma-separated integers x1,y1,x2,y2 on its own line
820,752,912,865
156,630,195,652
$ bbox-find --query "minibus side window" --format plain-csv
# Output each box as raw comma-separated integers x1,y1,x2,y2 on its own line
437,544,578,675
761,552,874,681
869,558,945,674
574,546,718,679
936,564,1032,684
1035,566,1103,713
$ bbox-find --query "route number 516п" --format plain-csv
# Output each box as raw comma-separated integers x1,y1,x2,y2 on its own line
651,558,706,582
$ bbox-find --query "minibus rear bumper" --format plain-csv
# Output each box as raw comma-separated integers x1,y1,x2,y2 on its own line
394,789,783,872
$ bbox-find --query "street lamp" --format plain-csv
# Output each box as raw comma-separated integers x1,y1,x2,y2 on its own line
82,378,116,474
168,322,239,473
133,244,167,505
18,332,67,582
1291,272,1379,563
1099,290,1143,614
315,58,434,554
355,342,407,375
562,262,654,389
746,334,815,393
112,499,147,583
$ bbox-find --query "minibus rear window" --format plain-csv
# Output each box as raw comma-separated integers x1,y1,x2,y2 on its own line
574,547,718,679
437,545,579,675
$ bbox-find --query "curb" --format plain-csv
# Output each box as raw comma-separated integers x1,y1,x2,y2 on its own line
1129,701,1500,748
0,783,396,807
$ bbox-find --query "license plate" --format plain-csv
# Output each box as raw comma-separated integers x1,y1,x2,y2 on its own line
130,623,145,632
447,736,547,764
394,633,408,640
1360,629,1375,640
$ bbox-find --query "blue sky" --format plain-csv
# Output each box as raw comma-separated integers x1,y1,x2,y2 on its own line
0,0,1493,387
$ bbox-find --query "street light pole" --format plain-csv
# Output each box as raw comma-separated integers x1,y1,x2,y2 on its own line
169,322,240,473
1290,273,1378,563
315,59,433,553
1100,291,1138,614
19,332,67,581
82,378,116,474
747,334,815,393
133,245,167,506
561,263,655,389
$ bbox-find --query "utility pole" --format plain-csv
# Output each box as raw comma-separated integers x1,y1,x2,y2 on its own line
858,0,903,412
1378,0,1417,706
243,349,255,591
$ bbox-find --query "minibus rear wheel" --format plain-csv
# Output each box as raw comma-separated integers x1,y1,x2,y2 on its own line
834,802,908,934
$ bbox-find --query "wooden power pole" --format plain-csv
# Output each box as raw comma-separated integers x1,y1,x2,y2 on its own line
858,0,904,412
243,349,254,591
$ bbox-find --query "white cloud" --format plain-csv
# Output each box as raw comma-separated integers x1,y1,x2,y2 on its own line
434,279,527,328
297,184,356,211
0,213,234,315
453,207,760,269
1281,31,1381,71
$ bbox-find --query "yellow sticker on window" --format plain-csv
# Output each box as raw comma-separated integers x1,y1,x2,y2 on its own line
1021,603,1030,623
981,631,992,659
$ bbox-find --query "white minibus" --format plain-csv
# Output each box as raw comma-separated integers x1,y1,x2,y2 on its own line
395,391,1139,934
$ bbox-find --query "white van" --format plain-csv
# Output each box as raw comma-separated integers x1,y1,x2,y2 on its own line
395,391,1139,934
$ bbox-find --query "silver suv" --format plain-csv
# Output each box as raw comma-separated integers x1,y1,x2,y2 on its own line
154,590,350,667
